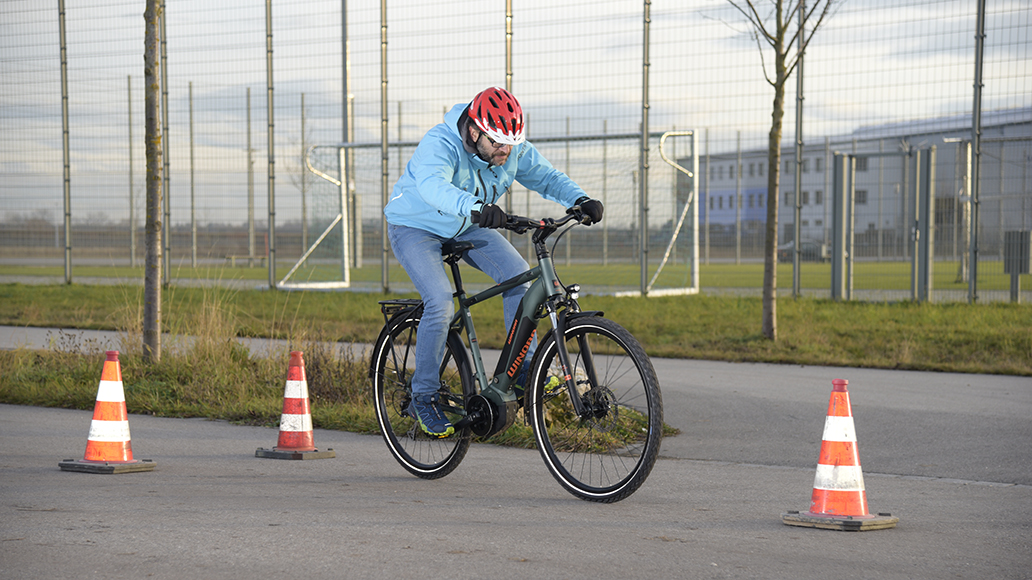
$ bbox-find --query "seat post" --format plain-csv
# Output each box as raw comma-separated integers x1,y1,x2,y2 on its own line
448,259,464,295
441,240,474,296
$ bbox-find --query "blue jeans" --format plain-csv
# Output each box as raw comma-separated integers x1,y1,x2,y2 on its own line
387,223,534,396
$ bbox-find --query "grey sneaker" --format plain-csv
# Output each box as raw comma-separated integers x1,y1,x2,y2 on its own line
408,393,455,438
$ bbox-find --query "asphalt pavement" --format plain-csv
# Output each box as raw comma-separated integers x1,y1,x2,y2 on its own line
1,325,1030,579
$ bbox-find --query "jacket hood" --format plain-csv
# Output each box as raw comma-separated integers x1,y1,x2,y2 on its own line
443,102,469,138
444,102,484,161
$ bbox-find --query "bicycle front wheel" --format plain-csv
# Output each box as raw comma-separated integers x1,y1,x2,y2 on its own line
528,316,662,502
371,314,473,479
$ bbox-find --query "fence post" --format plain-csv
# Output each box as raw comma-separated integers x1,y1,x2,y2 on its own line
916,147,937,302
691,130,700,291
160,0,170,285
831,153,849,300
266,0,276,288
247,88,255,267
189,81,196,268
379,0,389,293
129,75,136,268
792,0,805,297
910,150,920,300
639,0,651,296
339,146,350,285
1003,231,1031,303
969,0,986,303
59,0,72,284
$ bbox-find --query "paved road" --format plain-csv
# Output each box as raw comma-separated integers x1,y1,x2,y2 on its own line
1,325,1030,579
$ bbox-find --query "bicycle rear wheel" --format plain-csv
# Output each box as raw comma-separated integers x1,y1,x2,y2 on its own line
528,316,662,502
371,313,472,479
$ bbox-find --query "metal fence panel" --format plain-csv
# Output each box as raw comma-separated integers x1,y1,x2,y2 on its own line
0,0,1029,299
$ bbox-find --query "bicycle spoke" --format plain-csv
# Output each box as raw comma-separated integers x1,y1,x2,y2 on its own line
530,317,662,502
373,315,473,479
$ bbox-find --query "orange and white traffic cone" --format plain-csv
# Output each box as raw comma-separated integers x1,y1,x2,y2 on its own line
59,351,155,474
782,379,897,531
256,351,335,460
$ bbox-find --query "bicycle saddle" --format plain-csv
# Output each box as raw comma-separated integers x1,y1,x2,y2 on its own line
441,240,475,258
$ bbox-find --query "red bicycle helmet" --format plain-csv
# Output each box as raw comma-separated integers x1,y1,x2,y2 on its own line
469,87,525,146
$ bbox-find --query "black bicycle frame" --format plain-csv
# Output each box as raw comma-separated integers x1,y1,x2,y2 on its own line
445,240,590,418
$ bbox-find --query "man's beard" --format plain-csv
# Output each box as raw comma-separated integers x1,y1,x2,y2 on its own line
477,142,510,166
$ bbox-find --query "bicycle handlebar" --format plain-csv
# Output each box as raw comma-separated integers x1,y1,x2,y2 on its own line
470,204,589,235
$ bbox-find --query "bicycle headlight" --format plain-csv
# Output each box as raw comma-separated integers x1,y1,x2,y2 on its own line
567,284,580,300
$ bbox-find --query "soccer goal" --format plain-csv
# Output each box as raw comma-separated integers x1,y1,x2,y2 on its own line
613,130,700,297
276,145,352,290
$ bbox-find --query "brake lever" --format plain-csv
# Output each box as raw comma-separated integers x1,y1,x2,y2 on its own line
565,205,591,225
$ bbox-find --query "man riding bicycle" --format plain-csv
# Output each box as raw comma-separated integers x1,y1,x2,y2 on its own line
383,87,603,438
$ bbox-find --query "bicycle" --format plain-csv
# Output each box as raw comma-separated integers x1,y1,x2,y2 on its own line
370,207,663,503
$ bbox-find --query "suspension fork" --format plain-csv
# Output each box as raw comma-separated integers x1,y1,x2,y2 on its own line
547,304,597,419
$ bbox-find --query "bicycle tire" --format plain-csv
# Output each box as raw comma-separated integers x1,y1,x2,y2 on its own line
371,313,473,479
528,316,663,502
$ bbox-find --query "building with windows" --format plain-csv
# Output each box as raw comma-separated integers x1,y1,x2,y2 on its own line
691,108,1031,260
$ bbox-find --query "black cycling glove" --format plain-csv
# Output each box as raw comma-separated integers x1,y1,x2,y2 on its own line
573,196,604,225
477,203,508,229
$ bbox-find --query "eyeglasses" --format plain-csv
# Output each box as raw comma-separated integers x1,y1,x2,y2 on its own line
479,132,510,150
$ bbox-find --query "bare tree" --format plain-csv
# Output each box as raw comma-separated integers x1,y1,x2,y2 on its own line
143,0,162,362
727,0,836,340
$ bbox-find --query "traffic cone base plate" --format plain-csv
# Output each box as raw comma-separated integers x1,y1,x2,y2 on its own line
59,458,156,474
255,447,336,460
782,510,899,532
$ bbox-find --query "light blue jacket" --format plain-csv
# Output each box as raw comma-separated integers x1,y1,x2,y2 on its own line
384,103,587,238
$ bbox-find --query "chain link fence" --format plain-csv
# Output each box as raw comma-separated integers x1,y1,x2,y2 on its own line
1,0,1029,299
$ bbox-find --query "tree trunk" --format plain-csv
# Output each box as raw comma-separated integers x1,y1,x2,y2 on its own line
732,0,835,340
143,0,163,363
762,19,789,341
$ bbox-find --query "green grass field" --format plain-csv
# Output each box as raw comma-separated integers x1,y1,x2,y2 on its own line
2,281,1029,375
2,279,1028,444
2,259,1027,292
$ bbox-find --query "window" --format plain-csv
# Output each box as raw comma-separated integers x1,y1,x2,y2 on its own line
855,189,868,205
729,164,736,179
815,157,823,173
801,220,809,227
801,191,809,205
749,163,755,177
709,196,714,210
815,190,823,205
785,160,794,174
784,191,794,206
855,157,869,172
801,159,809,173
758,162,764,176
748,194,754,208
729,195,735,209
718,165,724,180
718,196,723,209
710,166,715,181
815,219,823,227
